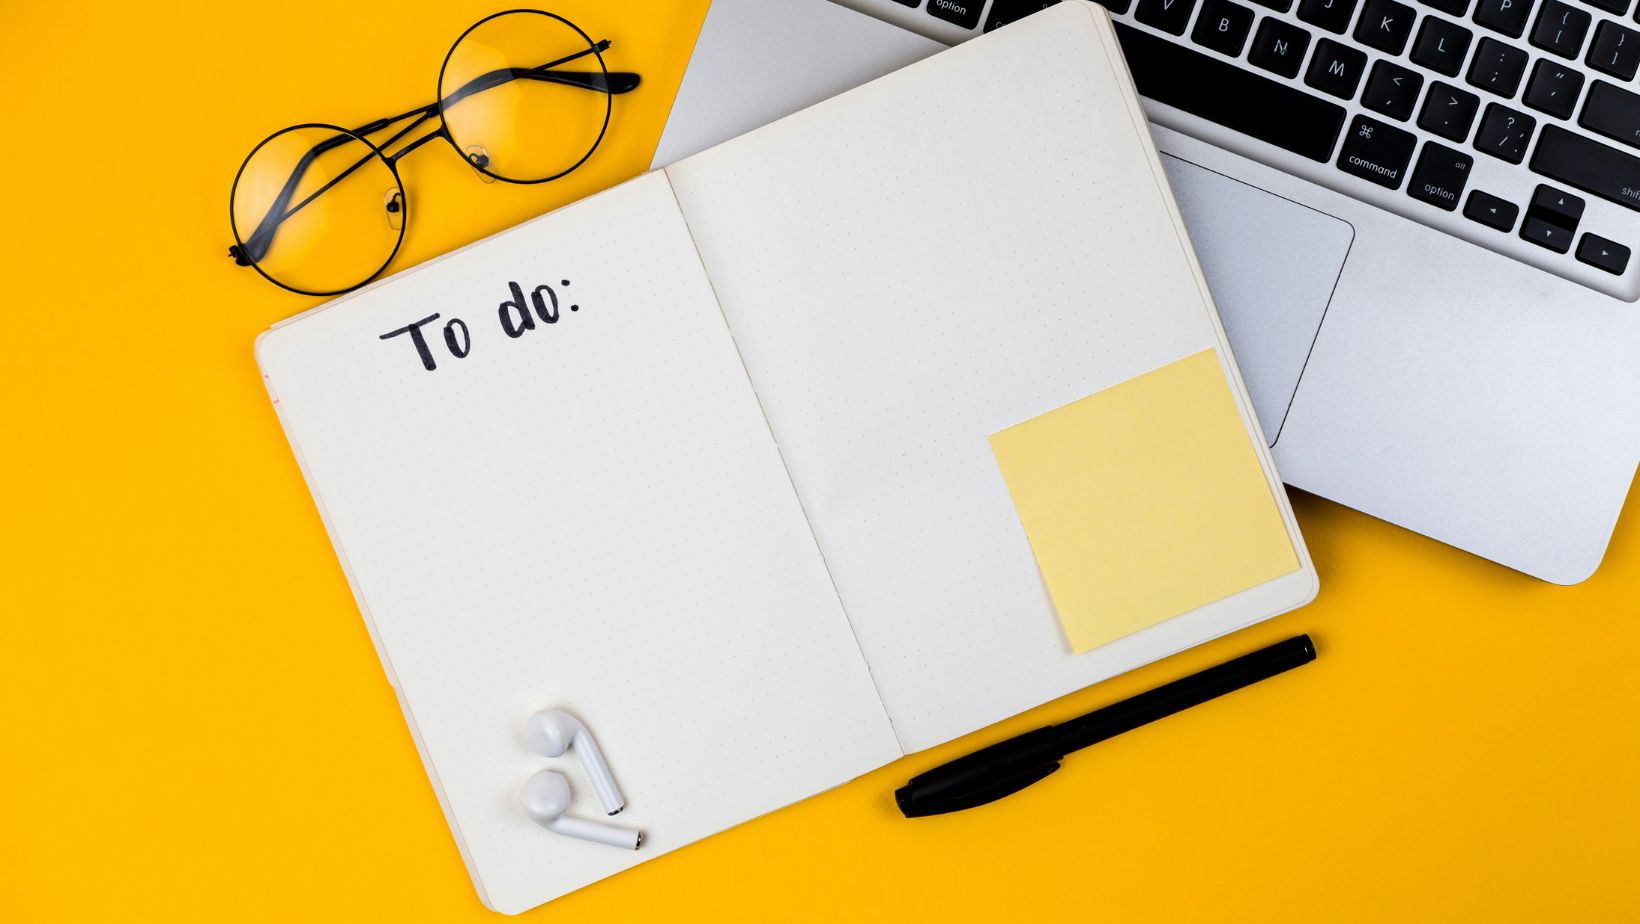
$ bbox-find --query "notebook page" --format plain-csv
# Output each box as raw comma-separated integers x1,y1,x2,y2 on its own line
257,173,899,914
665,4,1311,752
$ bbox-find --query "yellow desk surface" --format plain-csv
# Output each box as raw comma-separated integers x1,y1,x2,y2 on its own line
2,2,1637,920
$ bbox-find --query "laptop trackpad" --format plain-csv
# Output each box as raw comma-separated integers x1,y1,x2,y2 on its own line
1160,154,1353,445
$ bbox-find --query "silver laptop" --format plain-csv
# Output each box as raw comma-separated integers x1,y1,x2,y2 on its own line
651,0,1640,583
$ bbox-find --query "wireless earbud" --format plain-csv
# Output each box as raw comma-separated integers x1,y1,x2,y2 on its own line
520,769,642,850
523,709,625,814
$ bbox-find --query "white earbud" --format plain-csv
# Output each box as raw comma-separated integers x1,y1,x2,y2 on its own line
520,770,642,850
523,709,625,814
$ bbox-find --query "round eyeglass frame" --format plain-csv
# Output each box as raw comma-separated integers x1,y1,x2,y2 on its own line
228,122,408,298
435,8,614,185
229,8,623,297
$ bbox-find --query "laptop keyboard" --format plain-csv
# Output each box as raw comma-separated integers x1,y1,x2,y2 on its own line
876,0,1640,291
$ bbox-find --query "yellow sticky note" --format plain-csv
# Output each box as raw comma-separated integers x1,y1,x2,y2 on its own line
989,349,1299,653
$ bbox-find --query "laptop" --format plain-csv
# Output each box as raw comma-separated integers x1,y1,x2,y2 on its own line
651,0,1640,584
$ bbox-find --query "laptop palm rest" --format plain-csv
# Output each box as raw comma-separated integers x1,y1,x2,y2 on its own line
1160,154,1353,445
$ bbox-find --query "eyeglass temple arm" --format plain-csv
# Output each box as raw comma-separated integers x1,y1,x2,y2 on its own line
231,41,639,268
442,66,641,108
437,40,640,110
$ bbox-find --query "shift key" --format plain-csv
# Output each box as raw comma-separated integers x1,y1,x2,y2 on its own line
1580,81,1640,149
1531,124,1640,211
1336,115,1417,188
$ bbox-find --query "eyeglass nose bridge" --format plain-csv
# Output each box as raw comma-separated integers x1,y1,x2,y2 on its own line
384,189,405,230
464,145,497,184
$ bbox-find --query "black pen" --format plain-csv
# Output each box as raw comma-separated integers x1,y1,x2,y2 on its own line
895,634,1318,817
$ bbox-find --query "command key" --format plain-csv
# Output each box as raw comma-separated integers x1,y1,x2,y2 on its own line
1336,115,1416,189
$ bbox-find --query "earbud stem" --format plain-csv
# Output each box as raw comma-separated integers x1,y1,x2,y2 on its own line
548,815,641,850
572,730,626,814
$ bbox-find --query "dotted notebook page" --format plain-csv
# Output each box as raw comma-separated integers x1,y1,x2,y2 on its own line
256,173,900,914
665,3,1313,753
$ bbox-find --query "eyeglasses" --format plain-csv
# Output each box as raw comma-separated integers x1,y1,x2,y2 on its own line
228,9,640,297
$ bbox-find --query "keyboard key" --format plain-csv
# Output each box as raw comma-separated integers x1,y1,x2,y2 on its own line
1522,215,1574,250
1114,25,1350,161
1337,114,1418,186
1355,0,1418,51
1474,103,1538,160
1588,20,1640,79
1529,1,1591,56
1248,18,1315,76
1364,60,1426,118
1192,0,1258,54
1580,80,1640,148
1531,183,1586,223
1408,142,1475,208
1523,59,1585,116
1577,0,1628,13
1307,37,1370,96
1423,0,1471,13
1576,233,1630,273
1298,0,1362,33
1532,124,1640,209
1474,0,1535,36
1412,17,1477,74
1521,185,1585,252
1467,36,1531,94
984,0,1079,31
927,0,985,28
1419,81,1482,138
1136,0,1200,33
1464,189,1521,228
1251,0,1295,9
1523,186,1583,256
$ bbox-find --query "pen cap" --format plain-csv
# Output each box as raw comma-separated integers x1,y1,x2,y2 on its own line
895,726,1063,817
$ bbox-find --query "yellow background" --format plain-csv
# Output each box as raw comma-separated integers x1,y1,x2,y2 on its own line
2,2,1636,920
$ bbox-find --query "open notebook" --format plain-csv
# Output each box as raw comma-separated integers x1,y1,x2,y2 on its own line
257,3,1316,913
